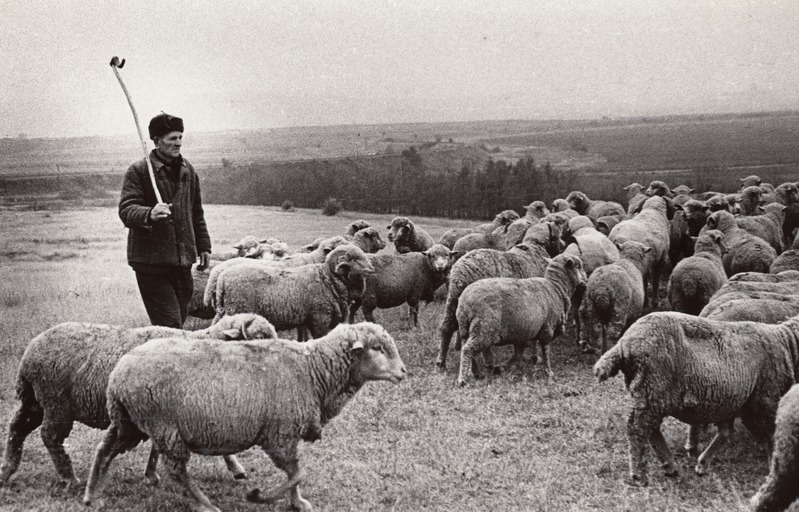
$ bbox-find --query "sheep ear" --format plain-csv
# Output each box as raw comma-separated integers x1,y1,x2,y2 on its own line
643,247,652,254
386,225,391,230
350,339,364,352
259,238,270,244
335,261,352,276
232,242,243,250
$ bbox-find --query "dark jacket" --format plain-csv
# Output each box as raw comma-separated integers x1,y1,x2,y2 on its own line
119,150,211,269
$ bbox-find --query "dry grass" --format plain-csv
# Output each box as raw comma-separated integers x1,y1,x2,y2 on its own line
0,204,772,511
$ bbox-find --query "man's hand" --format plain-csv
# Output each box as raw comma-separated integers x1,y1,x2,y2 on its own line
149,203,172,221
197,251,211,271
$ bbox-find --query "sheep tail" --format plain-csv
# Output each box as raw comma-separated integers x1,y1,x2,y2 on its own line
593,341,624,383
15,373,34,404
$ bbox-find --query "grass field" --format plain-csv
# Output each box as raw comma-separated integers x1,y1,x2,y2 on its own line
0,204,776,511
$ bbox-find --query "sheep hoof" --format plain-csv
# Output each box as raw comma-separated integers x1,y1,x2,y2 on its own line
233,472,248,480
144,473,160,487
458,380,468,388
627,475,648,487
492,365,505,375
694,464,707,476
435,360,446,370
246,488,277,504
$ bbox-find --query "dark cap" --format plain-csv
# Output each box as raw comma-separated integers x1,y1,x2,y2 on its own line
148,113,184,140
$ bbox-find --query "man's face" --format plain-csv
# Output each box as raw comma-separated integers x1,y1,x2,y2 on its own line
155,131,183,159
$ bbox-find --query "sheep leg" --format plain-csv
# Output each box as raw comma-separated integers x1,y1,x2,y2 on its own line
648,427,678,477
39,414,79,486
694,421,734,476
0,394,44,485
407,299,420,329
626,408,663,486
458,340,479,387
83,424,145,505
363,307,377,323
482,347,495,373
577,305,596,354
223,454,247,480
492,343,525,375
162,448,221,512
684,425,702,457
144,445,160,486
540,342,554,383
248,443,312,512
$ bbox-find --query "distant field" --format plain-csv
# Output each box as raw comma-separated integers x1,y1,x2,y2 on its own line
0,204,771,512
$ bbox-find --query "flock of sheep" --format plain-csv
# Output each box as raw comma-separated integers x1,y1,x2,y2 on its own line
3,174,799,511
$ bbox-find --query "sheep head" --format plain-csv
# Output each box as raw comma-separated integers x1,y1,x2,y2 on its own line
213,313,278,341
705,195,730,213
345,219,371,238
551,198,571,212
340,322,406,385
496,209,521,227
565,191,590,215
739,186,763,215
353,227,386,253
681,200,710,236
645,180,672,198
616,241,652,265
705,210,736,233
775,182,799,206
545,253,588,293
623,182,644,199
232,235,263,258
524,201,550,220
595,216,620,236
740,175,762,189
693,229,727,256
672,185,695,196
327,244,375,279
387,216,413,243
423,244,455,275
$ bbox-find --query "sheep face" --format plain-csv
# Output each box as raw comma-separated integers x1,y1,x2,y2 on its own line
342,323,406,384
672,185,695,196
617,240,653,263
740,175,762,189
693,229,727,256
623,182,644,198
706,195,730,213
423,244,455,274
645,180,671,197
551,198,571,212
346,219,371,237
546,253,588,291
497,210,521,226
739,186,764,215
681,200,710,236
566,191,590,214
319,236,349,256
232,235,263,258
706,210,736,233
524,201,550,219
327,244,375,279
776,183,799,206
387,217,412,243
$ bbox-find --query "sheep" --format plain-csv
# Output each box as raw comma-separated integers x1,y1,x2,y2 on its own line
301,236,326,252
451,228,524,257
771,250,799,274
730,270,799,283
212,244,375,340
562,216,620,276
498,201,551,243
609,195,674,308
698,279,799,319
739,185,764,216
349,244,454,328
672,185,695,196
670,199,709,267
350,226,386,254
520,200,550,223
595,215,624,236
578,241,650,355
624,182,647,216
455,253,587,386
344,219,371,238
741,175,764,188
387,216,435,254
774,182,799,207
83,322,406,512
475,209,520,233
706,194,732,213
702,296,799,324
551,198,571,212
750,383,799,512
210,235,269,262
594,311,799,485
203,235,349,312
705,210,777,276
667,230,727,315
565,191,625,223
736,203,787,254
0,314,276,488
436,221,563,370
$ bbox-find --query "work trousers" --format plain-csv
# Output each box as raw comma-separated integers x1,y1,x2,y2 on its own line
135,268,193,328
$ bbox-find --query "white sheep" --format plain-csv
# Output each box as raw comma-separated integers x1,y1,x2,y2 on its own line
436,221,563,370
211,244,375,340
667,229,728,315
594,311,799,485
455,253,587,386
386,216,435,253
750,383,799,512
562,215,620,276
83,322,406,512
0,314,276,488
705,209,777,276
348,244,454,328
609,195,674,308
578,240,651,355
736,203,787,254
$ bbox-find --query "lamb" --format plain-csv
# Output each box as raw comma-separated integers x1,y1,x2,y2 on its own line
350,226,386,254
667,230,728,315
455,253,587,386
203,235,349,311
565,190,625,223
83,322,406,512
594,311,799,485
475,209,520,233
349,244,454,328
387,216,435,253
0,314,276,488
750,383,799,512
609,195,674,308
436,221,563,370
705,210,777,276
739,185,764,216
562,215,620,276
212,244,375,339
578,241,651,355
736,203,787,254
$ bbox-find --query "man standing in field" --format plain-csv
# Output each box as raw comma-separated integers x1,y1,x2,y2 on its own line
118,113,211,327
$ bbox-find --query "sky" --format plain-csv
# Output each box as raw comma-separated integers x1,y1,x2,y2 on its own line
2,0,799,138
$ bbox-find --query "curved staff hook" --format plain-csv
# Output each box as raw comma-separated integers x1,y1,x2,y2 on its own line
109,56,163,204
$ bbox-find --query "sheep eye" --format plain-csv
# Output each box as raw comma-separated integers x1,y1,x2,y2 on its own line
373,345,385,354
